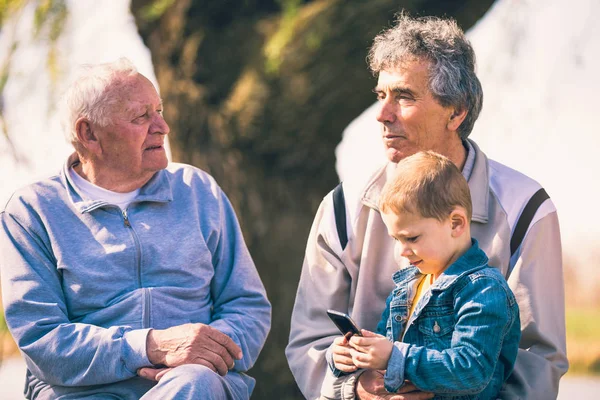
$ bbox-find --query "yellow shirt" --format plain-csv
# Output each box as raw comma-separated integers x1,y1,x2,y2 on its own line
408,274,434,318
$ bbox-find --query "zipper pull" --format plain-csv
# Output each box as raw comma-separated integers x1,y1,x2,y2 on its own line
122,210,131,228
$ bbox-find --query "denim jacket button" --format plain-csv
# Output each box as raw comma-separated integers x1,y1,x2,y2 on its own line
433,321,441,333
395,315,405,322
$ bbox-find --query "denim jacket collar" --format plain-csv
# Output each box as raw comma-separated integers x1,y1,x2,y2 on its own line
61,152,173,213
391,239,489,290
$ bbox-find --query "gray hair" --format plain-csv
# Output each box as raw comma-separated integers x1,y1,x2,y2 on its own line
62,57,138,146
368,14,483,139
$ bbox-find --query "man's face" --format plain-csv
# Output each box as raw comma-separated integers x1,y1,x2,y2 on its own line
92,74,169,187
374,60,455,163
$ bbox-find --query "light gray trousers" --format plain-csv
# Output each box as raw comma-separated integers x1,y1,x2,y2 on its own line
27,365,254,399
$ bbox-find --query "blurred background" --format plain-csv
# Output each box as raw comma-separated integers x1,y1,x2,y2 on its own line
0,0,598,399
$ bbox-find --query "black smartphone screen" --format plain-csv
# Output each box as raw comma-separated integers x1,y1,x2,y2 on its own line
327,309,362,337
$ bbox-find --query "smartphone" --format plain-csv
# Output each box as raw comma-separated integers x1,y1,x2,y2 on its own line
327,309,362,338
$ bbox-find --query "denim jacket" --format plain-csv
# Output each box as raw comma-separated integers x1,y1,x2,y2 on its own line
374,239,520,399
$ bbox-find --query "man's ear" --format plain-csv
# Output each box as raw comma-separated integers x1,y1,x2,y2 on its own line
75,118,100,154
450,208,468,237
447,108,468,132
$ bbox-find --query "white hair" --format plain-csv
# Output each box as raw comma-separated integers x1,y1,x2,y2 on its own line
62,57,138,146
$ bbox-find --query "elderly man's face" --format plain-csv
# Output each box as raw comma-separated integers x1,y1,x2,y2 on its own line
93,74,169,186
374,59,456,163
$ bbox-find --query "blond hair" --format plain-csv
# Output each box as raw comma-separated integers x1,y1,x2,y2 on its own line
379,151,472,221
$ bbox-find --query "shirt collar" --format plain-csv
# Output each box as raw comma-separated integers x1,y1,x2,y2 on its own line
62,152,173,213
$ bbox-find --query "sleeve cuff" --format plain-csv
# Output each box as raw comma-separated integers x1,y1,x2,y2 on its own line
325,343,347,377
384,341,410,392
122,328,152,373
320,368,364,400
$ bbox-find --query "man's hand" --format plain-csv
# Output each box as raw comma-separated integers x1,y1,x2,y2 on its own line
356,369,434,400
146,323,242,376
331,335,358,373
348,330,393,370
137,367,172,381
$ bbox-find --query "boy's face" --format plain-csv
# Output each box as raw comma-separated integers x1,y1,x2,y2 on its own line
381,209,465,278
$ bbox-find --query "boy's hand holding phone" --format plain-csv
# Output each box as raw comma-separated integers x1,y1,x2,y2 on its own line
348,330,393,370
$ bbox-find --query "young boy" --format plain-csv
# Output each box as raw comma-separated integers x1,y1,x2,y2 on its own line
327,151,521,399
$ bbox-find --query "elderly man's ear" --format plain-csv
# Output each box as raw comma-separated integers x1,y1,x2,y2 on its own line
75,118,101,154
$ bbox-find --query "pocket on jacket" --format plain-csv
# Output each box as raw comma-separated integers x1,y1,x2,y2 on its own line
418,313,454,349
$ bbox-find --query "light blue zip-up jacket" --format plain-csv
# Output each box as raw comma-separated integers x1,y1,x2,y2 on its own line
0,156,271,396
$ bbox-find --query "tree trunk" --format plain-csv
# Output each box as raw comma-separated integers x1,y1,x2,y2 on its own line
130,1,494,397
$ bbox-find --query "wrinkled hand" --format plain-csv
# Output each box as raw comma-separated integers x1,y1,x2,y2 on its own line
137,367,173,381
331,335,358,373
146,323,242,376
356,369,434,400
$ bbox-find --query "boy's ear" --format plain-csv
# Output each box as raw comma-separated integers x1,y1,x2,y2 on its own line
450,208,468,237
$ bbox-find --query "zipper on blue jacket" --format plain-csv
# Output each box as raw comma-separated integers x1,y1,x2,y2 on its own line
122,210,131,227
143,288,151,328
122,209,143,288
122,208,151,328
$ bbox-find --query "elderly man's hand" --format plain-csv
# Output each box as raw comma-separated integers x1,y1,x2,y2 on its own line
146,323,242,376
356,370,434,400
137,367,173,381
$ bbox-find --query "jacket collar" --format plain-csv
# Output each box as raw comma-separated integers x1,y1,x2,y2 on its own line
467,139,490,223
391,239,489,289
61,152,173,213
360,139,489,223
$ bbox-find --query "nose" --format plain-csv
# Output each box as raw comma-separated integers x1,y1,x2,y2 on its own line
394,241,413,262
151,112,170,136
375,97,396,124
399,242,413,258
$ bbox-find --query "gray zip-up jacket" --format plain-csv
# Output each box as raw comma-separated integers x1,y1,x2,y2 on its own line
0,156,271,397
286,140,567,400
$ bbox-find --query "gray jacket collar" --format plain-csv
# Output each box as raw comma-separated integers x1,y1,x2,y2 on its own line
61,152,173,213
360,139,490,223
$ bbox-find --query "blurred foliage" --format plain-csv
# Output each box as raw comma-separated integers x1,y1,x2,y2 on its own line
0,0,67,141
566,307,600,375
139,0,175,23
264,0,302,74
0,0,26,147
33,0,67,89
0,0,25,24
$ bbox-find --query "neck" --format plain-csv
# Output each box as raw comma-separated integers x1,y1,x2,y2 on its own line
442,136,468,171
434,234,472,280
74,160,152,193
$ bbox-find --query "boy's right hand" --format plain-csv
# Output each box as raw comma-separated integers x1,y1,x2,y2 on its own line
332,335,358,372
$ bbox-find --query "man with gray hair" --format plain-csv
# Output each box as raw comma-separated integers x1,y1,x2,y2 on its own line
287,14,567,400
0,58,271,399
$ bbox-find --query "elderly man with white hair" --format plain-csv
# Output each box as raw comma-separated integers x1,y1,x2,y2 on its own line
0,58,271,400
